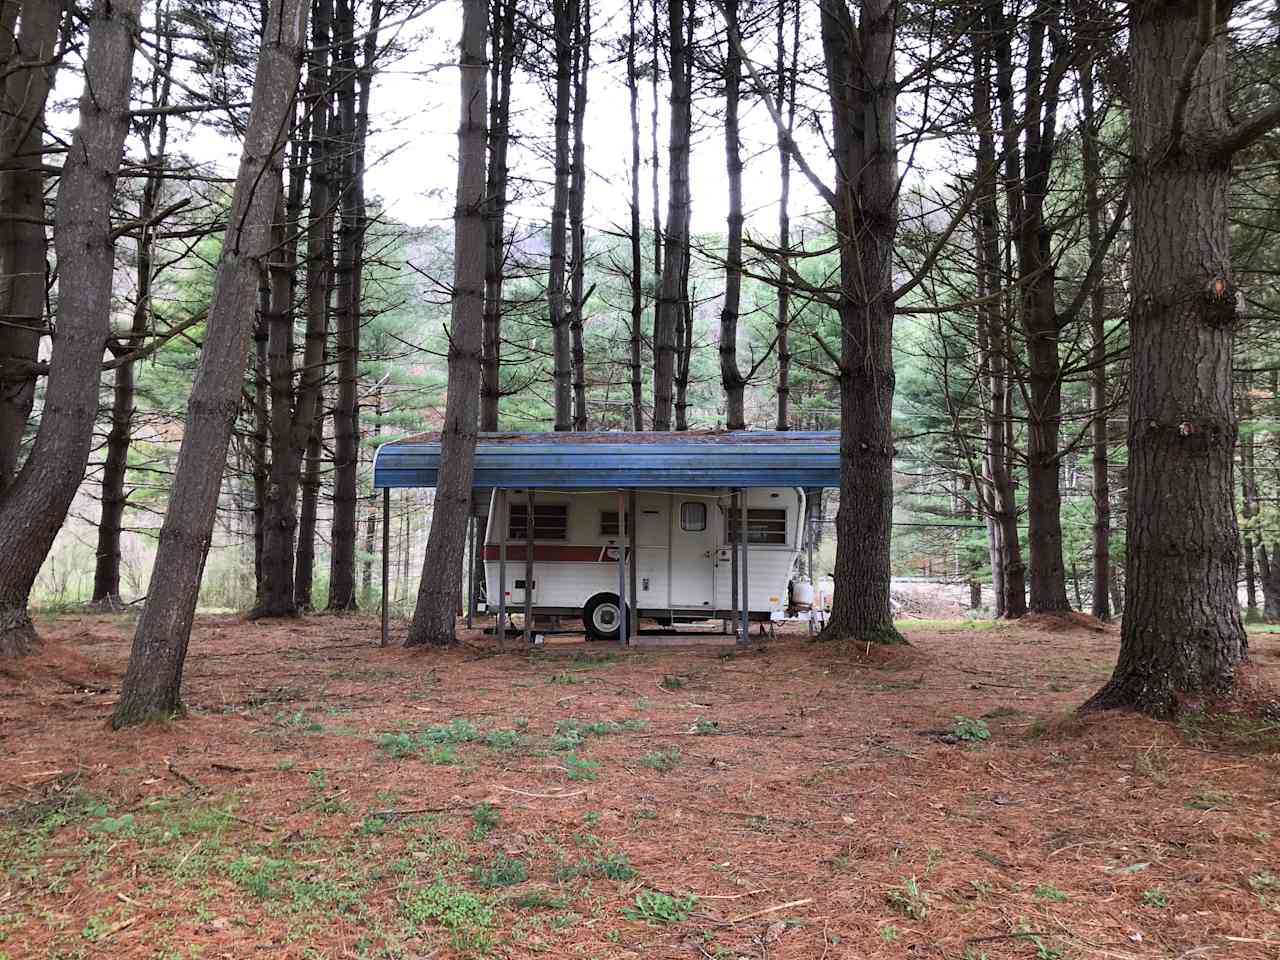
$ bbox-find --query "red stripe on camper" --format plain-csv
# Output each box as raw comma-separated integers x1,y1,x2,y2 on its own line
482,544,623,563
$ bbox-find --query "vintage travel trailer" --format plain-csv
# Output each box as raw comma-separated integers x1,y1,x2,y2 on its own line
372,431,840,644
481,487,807,639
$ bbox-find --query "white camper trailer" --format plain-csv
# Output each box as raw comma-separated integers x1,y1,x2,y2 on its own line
372,430,839,645
483,487,806,639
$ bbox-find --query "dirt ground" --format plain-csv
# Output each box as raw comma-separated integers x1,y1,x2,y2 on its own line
2,613,1279,960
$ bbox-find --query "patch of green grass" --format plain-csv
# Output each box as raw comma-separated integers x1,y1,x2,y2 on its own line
307,769,328,790
1034,883,1068,902
227,853,288,899
548,672,584,685
948,716,991,743
86,813,137,837
622,889,696,924
1141,887,1168,908
551,717,647,751
401,879,494,954
484,729,522,751
659,674,684,690
634,808,657,821
555,849,637,882
562,755,600,781
571,650,619,667
879,924,899,942
692,717,720,734
885,876,929,921
506,888,569,911
639,747,681,772
472,852,528,888
471,802,500,839
276,709,325,733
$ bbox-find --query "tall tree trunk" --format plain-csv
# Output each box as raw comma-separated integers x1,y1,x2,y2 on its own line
254,0,329,618
1087,0,1264,716
718,0,745,431
404,0,487,646
974,29,1025,619
993,4,1070,613
328,0,381,610
113,0,308,720
774,0,797,432
1081,53,1111,621
481,0,515,432
627,0,644,430
816,0,902,644
0,0,139,656
568,0,590,431
0,0,60,493
293,0,334,610
652,0,690,432
1240,385,1258,621
294,408,323,608
94,17,174,604
361,386,382,604
650,0,661,283
548,0,575,432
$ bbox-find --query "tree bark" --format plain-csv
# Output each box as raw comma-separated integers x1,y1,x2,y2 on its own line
627,0,644,430
1081,53,1111,621
0,0,140,656
718,0,745,431
252,0,330,618
481,0,515,432
0,0,61,493
1087,0,1256,716
652,0,690,432
815,0,903,644
94,16,173,604
992,3,1070,613
568,0,590,431
113,0,308,720
294,409,323,608
548,0,575,432
774,0,797,432
328,0,381,610
404,0,486,646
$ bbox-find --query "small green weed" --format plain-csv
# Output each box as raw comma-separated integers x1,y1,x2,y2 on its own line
693,717,720,734
86,814,137,837
472,852,528,888
879,924,899,942
506,887,568,911
1034,883,1068,902
948,716,990,743
401,879,494,954
623,889,696,924
562,755,600,781
471,802,499,839
549,672,583,685
885,876,929,921
639,747,681,772
659,674,684,690
1141,887,1168,908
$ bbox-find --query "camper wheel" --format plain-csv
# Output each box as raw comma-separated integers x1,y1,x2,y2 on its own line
583,593,629,642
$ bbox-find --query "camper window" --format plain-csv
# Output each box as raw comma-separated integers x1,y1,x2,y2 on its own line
680,501,706,531
508,503,568,540
727,508,787,545
600,511,630,535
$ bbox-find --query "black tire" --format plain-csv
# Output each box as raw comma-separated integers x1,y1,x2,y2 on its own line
583,593,629,641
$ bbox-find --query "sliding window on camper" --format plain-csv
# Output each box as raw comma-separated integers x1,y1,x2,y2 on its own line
725,508,788,545
508,503,569,540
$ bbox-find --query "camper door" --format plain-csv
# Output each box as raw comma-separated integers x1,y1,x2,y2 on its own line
668,495,716,610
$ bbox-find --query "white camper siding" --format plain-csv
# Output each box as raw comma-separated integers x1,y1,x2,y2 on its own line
483,487,802,617
711,488,804,615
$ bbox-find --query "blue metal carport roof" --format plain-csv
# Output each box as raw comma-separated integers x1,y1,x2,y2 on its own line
372,431,841,490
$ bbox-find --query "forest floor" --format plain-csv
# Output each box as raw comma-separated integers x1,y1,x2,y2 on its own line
2,614,1280,960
